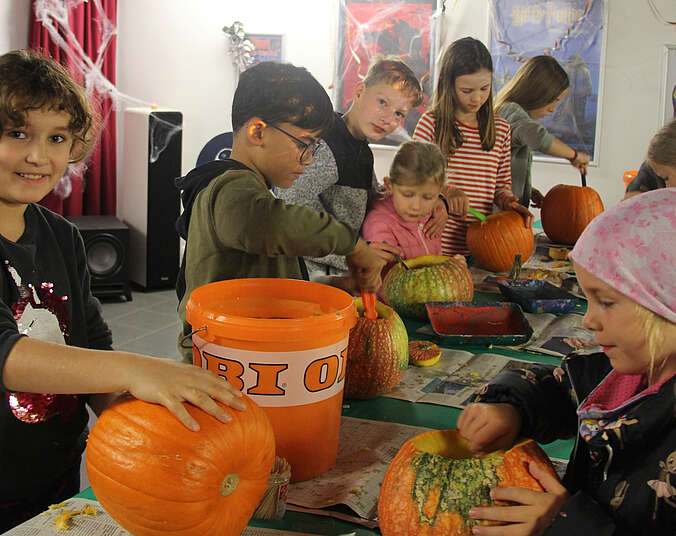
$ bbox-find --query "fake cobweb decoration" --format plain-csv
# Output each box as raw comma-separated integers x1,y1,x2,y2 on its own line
32,0,182,198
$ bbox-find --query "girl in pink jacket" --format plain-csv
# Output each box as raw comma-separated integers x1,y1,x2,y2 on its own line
362,141,446,260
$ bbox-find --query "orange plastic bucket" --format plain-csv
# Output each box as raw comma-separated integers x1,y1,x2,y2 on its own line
186,278,356,482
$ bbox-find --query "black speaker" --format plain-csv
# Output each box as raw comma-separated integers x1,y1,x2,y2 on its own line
67,215,132,301
120,108,182,290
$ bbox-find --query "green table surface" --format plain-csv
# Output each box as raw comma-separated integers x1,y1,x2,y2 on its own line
77,290,579,535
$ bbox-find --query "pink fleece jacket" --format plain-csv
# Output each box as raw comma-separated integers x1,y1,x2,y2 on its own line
362,196,443,259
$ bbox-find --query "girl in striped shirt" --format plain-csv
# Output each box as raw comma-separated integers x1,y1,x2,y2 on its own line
413,37,532,256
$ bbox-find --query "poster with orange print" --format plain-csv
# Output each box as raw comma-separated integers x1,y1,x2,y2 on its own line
335,0,439,145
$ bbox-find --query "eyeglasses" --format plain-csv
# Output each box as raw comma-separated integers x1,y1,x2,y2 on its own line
267,123,321,163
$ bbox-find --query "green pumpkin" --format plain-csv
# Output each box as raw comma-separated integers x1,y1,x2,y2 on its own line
382,255,474,320
344,298,408,399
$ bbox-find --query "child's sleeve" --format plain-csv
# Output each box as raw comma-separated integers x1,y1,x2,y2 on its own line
362,208,398,247
0,301,24,391
412,112,436,143
470,362,578,444
501,103,554,153
546,493,621,535
211,175,358,258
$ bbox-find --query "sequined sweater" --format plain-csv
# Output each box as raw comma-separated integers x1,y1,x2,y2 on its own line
0,204,113,501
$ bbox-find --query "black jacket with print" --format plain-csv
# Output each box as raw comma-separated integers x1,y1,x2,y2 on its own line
472,352,676,536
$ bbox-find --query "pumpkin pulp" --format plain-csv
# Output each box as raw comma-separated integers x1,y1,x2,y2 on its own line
409,431,502,525
377,429,559,536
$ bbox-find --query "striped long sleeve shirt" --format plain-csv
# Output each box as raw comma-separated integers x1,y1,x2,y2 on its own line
413,111,513,255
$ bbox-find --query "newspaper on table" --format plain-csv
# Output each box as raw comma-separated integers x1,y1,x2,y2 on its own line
2,497,324,536
521,311,600,357
2,498,131,536
287,416,430,522
384,348,539,408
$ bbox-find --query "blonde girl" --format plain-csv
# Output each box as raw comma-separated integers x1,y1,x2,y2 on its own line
362,141,446,259
458,189,676,534
413,37,532,256
495,55,591,207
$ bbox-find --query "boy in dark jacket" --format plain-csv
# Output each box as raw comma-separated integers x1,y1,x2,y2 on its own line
176,62,385,361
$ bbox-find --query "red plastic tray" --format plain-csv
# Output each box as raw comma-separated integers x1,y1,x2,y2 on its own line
425,302,533,346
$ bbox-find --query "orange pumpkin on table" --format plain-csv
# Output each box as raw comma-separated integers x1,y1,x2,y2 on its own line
541,184,604,245
378,429,559,536
345,297,409,399
86,394,275,536
466,210,534,273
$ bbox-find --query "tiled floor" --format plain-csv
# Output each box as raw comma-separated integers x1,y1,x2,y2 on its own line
80,287,182,492
99,287,183,359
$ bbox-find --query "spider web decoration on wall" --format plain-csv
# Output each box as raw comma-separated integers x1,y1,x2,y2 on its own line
32,0,182,199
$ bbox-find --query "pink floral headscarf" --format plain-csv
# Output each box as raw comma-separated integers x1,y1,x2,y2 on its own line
569,188,676,323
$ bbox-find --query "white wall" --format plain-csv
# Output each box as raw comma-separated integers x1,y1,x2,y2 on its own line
0,1,30,53
116,0,339,178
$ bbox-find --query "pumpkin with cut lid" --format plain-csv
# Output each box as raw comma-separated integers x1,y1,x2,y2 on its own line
378,429,559,536
345,297,409,399
382,255,474,320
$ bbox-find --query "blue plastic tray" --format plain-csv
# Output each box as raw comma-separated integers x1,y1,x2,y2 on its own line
496,279,578,314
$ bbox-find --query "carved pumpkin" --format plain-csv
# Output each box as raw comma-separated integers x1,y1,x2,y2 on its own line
382,255,474,320
541,184,604,245
466,211,534,273
86,394,275,536
345,298,409,399
378,430,559,536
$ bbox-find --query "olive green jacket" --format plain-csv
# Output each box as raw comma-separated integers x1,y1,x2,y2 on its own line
178,168,358,361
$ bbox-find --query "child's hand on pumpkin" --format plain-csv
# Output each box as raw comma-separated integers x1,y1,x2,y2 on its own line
347,238,385,293
368,240,403,264
530,188,545,208
124,355,246,431
468,461,569,536
457,402,522,456
423,198,449,238
504,200,534,228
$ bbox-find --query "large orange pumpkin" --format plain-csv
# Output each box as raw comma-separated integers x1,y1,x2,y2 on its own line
382,255,474,320
466,210,534,273
86,394,275,536
541,184,604,245
345,298,409,399
378,430,559,536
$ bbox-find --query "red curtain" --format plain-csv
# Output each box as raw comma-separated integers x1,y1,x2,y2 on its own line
29,0,117,216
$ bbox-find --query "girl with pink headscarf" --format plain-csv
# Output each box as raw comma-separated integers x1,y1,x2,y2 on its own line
456,188,676,535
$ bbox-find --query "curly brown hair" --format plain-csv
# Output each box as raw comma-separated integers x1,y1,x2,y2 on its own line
0,49,97,163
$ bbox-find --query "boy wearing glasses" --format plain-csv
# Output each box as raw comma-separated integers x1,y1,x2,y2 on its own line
278,56,438,282
175,61,385,362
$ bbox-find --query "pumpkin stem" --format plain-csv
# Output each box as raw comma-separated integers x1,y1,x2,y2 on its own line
220,473,240,496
